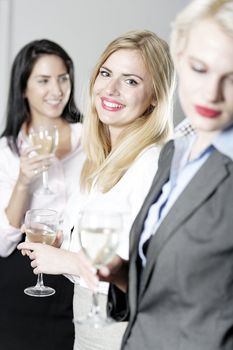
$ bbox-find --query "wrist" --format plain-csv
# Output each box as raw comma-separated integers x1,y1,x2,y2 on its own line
61,250,80,276
15,179,30,192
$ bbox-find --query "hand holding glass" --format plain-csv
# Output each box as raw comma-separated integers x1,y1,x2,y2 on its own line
29,125,58,195
78,209,122,328
24,209,58,297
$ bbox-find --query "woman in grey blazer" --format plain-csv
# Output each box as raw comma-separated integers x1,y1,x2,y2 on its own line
99,1,233,349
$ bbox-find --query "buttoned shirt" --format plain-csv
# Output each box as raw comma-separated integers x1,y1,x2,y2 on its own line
0,123,85,257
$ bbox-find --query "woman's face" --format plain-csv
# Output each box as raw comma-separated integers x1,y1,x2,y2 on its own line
93,49,155,139
177,19,233,134
24,54,71,124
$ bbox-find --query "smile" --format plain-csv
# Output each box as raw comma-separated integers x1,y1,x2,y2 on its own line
101,97,125,111
45,99,62,106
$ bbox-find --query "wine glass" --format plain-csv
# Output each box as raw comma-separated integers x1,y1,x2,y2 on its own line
24,208,58,297
77,209,122,328
29,125,59,195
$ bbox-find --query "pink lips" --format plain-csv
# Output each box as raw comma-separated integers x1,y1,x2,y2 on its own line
101,97,124,112
195,105,221,118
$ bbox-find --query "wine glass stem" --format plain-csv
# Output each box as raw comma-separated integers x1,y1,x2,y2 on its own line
91,290,101,316
42,170,49,190
35,273,45,289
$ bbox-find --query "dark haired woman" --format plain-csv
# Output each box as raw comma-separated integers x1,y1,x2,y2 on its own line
0,39,85,350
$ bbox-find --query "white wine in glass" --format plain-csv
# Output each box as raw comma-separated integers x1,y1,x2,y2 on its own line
24,209,58,297
77,209,122,328
29,125,58,195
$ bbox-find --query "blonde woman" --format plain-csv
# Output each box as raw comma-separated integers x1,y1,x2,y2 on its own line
91,1,233,349
19,30,175,350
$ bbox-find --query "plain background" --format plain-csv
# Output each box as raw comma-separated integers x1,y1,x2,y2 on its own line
0,0,188,132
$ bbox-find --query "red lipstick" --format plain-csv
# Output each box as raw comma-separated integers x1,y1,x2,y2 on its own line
195,105,221,118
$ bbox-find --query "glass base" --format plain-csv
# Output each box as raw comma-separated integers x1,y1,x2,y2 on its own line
75,312,114,329
24,285,55,297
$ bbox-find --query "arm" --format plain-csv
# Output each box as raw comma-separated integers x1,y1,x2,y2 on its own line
0,142,54,257
6,146,54,228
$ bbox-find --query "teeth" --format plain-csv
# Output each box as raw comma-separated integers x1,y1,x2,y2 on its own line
46,100,61,105
103,100,123,108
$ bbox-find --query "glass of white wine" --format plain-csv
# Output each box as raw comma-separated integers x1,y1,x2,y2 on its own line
29,125,58,195
24,208,58,297
77,209,122,328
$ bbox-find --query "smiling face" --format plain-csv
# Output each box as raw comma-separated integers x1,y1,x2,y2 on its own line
24,54,71,126
177,19,233,137
93,48,155,142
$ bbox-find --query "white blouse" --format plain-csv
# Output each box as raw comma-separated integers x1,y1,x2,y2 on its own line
62,145,161,291
0,123,85,257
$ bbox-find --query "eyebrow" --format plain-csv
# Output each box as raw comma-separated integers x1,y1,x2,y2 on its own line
34,73,69,78
188,56,204,63
101,66,144,81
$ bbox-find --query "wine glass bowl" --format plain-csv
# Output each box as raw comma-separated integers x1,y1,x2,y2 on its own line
77,209,122,328
24,209,58,297
29,125,58,155
29,125,58,195
25,222,56,245
80,225,119,269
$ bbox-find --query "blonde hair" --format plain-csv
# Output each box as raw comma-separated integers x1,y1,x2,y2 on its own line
170,0,233,62
80,30,175,193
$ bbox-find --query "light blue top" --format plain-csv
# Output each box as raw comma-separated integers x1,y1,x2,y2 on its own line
139,125,233,267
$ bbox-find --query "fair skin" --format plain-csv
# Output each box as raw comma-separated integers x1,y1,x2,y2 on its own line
6,54,72,229
94,48,155,146
17,48,156,289
25,54,71,127
177,19,233,159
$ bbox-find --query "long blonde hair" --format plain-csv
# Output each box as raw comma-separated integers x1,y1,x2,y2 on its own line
170,0,233,62
80,30,175,193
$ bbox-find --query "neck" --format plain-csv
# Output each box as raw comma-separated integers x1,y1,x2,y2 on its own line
109,126,123,148
30,115,65,129
189,130,219,160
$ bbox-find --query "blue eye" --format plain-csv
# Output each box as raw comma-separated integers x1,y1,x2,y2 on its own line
99,69,110,77
126,79,138,86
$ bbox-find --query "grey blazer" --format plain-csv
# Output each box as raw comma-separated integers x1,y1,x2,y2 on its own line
120,140,233,350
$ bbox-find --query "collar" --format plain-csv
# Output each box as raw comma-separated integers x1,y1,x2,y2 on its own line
213,125,233,161
174,124,233,162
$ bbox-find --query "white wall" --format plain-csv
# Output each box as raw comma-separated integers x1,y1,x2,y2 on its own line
0,0,188,132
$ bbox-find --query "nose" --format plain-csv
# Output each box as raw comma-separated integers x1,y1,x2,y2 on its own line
204,77,223,103
105,78,120,96
50,79,62,97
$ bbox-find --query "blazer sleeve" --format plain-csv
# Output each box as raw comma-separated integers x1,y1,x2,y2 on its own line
107,283,129,321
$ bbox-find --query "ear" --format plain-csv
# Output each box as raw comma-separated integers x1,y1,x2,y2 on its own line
150,97,156,108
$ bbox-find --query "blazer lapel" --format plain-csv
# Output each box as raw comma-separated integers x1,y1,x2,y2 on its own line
139,150,230,299
128,141,174,318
